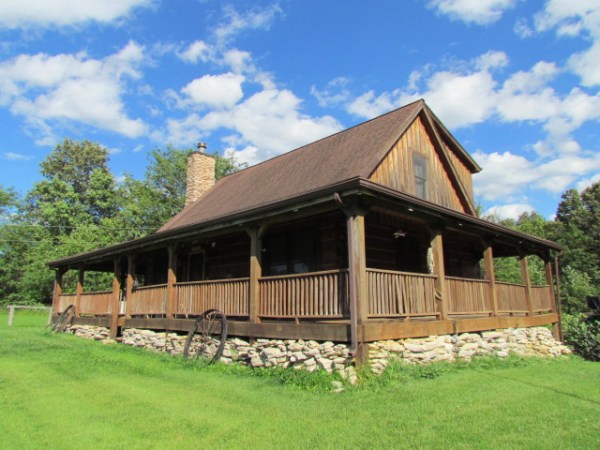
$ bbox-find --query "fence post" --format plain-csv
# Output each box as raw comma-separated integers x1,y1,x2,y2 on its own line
7,305,15,326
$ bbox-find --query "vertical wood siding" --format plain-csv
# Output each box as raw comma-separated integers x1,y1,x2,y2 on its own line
369,116,468,213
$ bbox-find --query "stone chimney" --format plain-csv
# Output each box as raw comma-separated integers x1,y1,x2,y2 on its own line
185,142,216,206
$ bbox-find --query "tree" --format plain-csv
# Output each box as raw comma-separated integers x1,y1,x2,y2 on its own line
0,142,248,305
552,182,600,312
0,139,119,304
113,147,248,239
484,212,549,285
0,185,17,217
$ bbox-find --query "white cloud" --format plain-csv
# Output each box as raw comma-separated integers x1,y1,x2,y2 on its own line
473,151,537,201
347,51,600,160
0,41,147,143
428,0,518,25
0,0,154,29
483,203,535,220
576,173,600,191
167,88,342,165
348,90,400,121
214,4,283,46
514,17,533,38
473,150,600,202
310,77,352,108
475,50,509,71
568,42,600,87
534,1,600,86
3,152,33,161
181,73,245,109
416,70,499,127
177,40,211,64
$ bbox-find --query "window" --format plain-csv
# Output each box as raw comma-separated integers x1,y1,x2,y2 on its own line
413,153,428,200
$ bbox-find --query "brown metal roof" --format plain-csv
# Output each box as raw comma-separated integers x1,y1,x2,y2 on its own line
161,99,429,232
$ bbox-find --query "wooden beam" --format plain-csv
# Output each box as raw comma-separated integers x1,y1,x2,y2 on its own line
363,313,559,341
124,318,351,341
247,227,264,323
110,257,121,339
430,229,448,320
519,256,534,316
553,255,564,341
125,255,135,320
52,268,65,314
166,245,177,319
482,244,498,316
72,316,112,328
75,267,84,318
121,313,559,343
346,208,368,363
544,257,556,313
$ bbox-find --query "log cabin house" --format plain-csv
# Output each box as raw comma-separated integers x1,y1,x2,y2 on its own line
48,99,561,361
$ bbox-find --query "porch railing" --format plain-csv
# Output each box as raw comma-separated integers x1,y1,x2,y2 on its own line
79,291,113,315
446,276,493,315
58,293,76,312
175,278,249,317
367,269,438,318
61,270,555,321
259,269,349,319
128,284,168,315
531,285,554,313
496,282,528,314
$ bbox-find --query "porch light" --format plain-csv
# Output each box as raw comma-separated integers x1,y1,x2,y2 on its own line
407,207,414,212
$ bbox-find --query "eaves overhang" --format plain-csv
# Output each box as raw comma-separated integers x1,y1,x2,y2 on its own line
48,177,561,270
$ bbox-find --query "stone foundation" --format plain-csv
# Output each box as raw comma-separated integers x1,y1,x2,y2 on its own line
66,325,571,381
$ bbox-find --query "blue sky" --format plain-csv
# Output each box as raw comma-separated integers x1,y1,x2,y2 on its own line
1,0,599,220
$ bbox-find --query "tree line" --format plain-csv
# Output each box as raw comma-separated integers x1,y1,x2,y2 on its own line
0,139,245,304
0,138,598,314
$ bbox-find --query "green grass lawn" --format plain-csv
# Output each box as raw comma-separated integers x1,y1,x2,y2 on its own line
1,311,599,449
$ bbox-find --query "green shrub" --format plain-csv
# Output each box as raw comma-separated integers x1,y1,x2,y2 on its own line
562,313,600,361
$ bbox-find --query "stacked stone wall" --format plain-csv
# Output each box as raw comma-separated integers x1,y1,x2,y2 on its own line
66,325,570,382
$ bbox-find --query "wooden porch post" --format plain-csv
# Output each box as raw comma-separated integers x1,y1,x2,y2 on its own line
482,243,498,317
544,253,560,339
430,228,448,320
544,256,557,312
519,256,534,316
166,245,177,318
75,267,84,318
248,227,265,324
110,257,122,339
125,255,135,320
346,208,368,364
52,268,65,314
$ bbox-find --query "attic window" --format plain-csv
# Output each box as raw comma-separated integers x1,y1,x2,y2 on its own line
413,153,428,200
